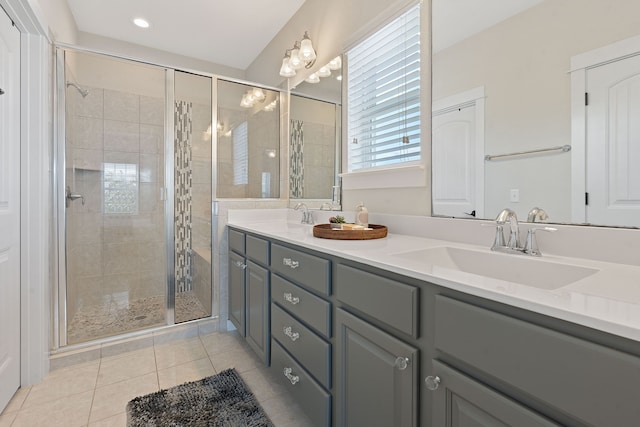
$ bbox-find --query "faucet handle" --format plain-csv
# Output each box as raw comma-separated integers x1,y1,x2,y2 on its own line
482,223,506,250
524,227,557,256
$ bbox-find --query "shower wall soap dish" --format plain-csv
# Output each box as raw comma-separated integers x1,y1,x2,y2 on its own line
313,224,387,240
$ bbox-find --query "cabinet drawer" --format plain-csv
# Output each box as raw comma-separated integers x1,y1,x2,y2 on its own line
271,244,330,296
272,303,331,389
336,264,419,338
435,295,640,426
228,228,245,253
271,339,331,427
246,235,269,265
272,273,331,338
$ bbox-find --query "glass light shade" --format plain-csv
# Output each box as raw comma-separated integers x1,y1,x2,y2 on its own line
300,33,316,61
252,87,265,101
317,66,331,77
289,48,304,70
279,56,296,78
305,73,320,84
328,56,342,70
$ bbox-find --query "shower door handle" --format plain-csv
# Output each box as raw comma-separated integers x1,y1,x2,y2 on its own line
66,186,85,208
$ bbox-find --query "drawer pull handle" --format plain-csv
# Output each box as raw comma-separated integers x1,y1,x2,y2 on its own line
234,260,247,269
283,326,300,342
283,292,300,305
283,257,300,269
425,375,441,391
283,367,300,385
395,356,410,371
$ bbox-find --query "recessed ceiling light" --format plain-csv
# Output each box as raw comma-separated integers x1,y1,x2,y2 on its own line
133,18,150,28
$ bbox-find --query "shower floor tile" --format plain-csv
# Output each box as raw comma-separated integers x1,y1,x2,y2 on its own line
67,291,209,344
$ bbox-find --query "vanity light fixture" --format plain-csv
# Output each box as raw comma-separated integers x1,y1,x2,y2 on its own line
240,87,266,108
305,73,320,84
279,50,297,78
279,31,317,77
133,18,150,28
317,65,331,78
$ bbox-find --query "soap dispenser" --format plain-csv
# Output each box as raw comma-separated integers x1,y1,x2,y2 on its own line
355,202,369,228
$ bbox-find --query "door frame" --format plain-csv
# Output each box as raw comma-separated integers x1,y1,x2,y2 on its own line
0,0,51,385
570,34,640,223
432,86,486,219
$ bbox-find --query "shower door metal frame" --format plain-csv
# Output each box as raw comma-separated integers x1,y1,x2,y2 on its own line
165,69,176,325
54,48,68,348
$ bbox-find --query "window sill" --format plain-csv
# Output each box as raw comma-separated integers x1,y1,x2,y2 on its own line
340,163,427,190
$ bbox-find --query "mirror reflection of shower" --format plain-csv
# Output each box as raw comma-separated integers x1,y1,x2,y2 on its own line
66,81,89,98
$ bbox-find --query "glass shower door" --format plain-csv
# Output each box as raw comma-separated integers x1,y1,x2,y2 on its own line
63,50,168,344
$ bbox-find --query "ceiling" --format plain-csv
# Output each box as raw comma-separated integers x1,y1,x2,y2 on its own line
65,0,307,70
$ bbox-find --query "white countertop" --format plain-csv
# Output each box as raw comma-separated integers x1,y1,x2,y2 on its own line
227,209,640,342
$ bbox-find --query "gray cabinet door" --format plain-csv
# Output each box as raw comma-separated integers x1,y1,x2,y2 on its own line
431,360,560,427
246,260,270,365
335,308,418,427
228,251,246,336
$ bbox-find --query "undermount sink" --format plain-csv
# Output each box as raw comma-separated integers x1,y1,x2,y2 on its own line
392,246,598,290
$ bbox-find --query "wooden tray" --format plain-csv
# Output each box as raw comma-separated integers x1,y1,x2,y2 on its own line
313,224,388,240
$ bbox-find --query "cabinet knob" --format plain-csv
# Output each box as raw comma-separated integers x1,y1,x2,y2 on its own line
234,260,246,269
394,356,410,370
283,257,300,269
283,292,300,305
283,326,300,342
425,375,441,391
283,367,300,385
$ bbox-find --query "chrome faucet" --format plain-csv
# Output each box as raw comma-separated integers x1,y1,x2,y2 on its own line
490,208,557,256
527,207,548,223
495,208,520,250
294,202,314,224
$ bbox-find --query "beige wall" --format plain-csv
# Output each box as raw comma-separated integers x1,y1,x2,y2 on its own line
433,0,640,221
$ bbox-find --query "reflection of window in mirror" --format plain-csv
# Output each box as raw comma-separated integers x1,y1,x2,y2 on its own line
216,80,280,198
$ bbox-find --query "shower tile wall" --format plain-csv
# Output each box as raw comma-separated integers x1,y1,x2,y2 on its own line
190,102,213,316
288,119,335,199
217,108,280,199
65,86,166,339
303,121,335,199
290,120,304,198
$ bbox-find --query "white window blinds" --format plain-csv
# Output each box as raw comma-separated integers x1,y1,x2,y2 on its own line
233,121,248,185
347,4,421,172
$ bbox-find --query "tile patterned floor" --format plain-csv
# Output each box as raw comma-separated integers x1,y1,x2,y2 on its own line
0,331,314,427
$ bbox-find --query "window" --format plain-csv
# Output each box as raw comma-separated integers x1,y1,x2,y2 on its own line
233,121,248,185
103,162,138,214
347,4,421,172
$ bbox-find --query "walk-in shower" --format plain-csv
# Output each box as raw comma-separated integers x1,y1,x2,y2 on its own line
56,49,214,346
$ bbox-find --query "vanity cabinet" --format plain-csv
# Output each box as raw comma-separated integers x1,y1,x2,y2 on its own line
228,229,246,335
269,243,333,427
430,360,559,427
432,295,640,426
227,229,271,365
227,225,640,427
335,263,420,427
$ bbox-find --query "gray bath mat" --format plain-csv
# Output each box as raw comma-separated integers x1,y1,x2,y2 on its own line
126,368,274,426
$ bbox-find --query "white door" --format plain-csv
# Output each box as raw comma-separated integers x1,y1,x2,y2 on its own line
586,54,640,227
0,8,21,412
432,104,479,218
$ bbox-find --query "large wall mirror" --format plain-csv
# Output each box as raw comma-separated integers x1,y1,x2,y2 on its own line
431,0,640,228
289,58,342,206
